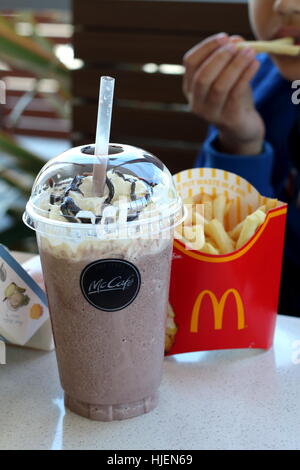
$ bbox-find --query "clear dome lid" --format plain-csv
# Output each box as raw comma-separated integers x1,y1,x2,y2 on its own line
23,143,184,239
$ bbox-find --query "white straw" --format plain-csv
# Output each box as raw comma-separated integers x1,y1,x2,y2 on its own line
93,76,115,196
95,76,115,156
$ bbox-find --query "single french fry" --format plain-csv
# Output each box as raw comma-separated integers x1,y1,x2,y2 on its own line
193,193,203,204
176,199,205,241
272,37,294,45
224,198,233,231
225,199,233,215
184,204,204,226
205,219,235,254
206,236,219,250
183,199,195,226
175,224,183,238
257,205,267,213
183,224,205,251
195,203,205,220
201,242,220,255
186,239,205,251
202,193,213,221
236,40,300,56
236,209,266,249
265,198,278,211
184,208,193,226
213,194,227,224
229,220,245,241
193,210,205,226
183,225,195,241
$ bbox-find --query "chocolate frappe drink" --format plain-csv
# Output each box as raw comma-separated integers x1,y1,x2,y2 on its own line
23,143,183,421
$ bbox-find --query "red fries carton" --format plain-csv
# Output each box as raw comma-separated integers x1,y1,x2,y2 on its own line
166,168,287,355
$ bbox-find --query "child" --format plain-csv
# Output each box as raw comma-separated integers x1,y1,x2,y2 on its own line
183,0,300,316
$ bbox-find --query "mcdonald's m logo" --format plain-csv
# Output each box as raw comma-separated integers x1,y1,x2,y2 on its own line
190,289,246,332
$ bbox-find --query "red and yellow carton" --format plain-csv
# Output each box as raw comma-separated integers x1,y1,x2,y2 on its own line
166,168,287,355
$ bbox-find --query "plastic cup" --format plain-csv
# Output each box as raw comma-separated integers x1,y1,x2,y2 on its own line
23,143,183,421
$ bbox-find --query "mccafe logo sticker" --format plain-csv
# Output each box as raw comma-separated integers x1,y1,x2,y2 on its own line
80,259,141,311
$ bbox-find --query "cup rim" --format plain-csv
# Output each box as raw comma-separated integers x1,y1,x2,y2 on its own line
23,197,185,239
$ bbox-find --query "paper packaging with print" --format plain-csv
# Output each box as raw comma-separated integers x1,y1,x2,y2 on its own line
0,245,54,351
165,168,287,355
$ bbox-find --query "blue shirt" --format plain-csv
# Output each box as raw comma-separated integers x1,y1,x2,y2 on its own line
195,53,300,268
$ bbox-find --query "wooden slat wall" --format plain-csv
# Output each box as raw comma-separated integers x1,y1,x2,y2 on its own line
2,88,70,139
0,12,71,139
73,0,250,33
74,68,185,103
72,0,251,174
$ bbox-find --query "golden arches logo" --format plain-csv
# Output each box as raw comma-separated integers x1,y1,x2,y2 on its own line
190,289,245,332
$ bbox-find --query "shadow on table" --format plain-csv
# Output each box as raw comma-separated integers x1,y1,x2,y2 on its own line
6,344,52,367
166,347,266,366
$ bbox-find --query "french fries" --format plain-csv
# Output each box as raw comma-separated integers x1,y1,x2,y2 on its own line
175,192,278,255
202,193,213,221
201,242,219,255
205,219,235,254
236,209,266,250
228,220,244,241
236,37,300,56
213,194,227,224
272,37,294,45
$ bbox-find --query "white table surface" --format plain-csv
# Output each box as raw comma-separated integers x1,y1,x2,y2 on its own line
0,253,300,450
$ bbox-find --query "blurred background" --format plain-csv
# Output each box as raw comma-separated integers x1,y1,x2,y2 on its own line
0,0,72,252
0,0,249,253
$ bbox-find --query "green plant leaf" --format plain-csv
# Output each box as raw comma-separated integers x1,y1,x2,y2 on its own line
0,16,69,85
0,132,44,174
0,36,69,81
0,167,32,196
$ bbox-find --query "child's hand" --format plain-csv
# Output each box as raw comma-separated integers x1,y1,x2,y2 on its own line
183,34,265,155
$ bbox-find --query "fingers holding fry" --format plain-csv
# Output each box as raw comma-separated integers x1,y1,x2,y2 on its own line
236,38,300,56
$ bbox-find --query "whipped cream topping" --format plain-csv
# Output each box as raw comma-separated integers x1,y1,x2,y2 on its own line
38,170,156,225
